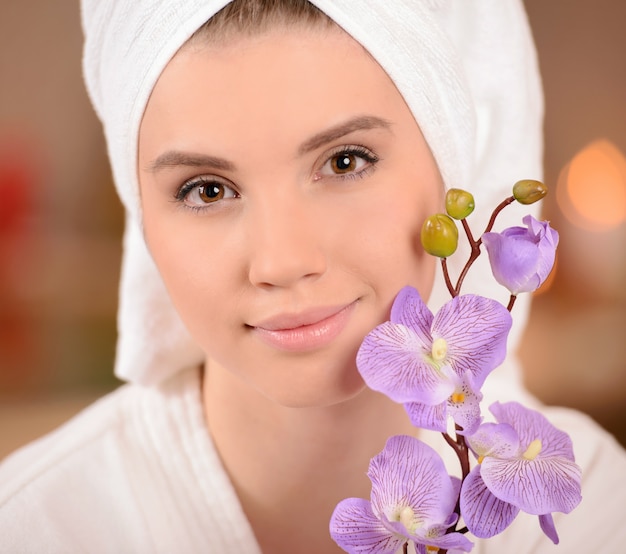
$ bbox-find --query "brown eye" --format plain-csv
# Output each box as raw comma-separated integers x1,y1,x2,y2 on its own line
317,146,379,181
199,183,225,203
176,176,238,209
330,153,357,174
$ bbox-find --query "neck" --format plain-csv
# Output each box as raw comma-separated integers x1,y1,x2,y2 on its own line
203,359,417,554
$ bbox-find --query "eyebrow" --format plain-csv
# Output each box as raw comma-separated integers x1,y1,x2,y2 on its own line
297,115,393,156
146,114,392,173
147,151,235,173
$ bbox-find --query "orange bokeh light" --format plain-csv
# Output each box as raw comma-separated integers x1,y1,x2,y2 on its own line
557,140,626,232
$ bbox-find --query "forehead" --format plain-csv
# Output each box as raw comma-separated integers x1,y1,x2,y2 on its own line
138,25,414,158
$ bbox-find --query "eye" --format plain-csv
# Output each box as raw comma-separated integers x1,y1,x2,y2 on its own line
317,146,379,180
176,175,239,209
330,153,360,174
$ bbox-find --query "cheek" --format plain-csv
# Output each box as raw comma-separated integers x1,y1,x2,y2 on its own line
341,178,439,297
141,212,239,344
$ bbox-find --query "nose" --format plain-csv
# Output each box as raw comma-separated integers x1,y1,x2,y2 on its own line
247,195,327,289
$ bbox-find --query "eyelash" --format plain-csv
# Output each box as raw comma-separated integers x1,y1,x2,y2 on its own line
172,145,380,212
316,145,380,181
174,175,239,212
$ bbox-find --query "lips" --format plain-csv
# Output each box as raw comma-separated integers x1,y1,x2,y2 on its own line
250,301,358,352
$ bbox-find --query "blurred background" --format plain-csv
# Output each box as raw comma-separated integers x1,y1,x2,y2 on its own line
0,0,625,458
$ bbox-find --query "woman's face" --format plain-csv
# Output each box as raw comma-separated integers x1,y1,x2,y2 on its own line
138,25,443,408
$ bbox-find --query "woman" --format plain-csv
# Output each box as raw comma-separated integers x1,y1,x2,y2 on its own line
1,1,624,552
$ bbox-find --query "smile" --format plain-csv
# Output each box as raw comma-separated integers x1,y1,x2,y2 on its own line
251,301,358,353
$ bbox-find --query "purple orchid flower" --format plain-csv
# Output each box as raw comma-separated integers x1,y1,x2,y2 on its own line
482,215,559,295
460,402,582,543
404,371,484,436
330,435,473,554
356,286,511,434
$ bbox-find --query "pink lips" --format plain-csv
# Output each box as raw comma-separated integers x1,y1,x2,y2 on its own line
251,302,357,352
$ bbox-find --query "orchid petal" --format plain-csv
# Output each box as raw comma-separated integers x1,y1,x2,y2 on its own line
380,515,473,553
447,373,483,435
332,437,473,554
539,512,560,545
460,467,520,538
483,216,558,295
357,323,455,405
480,456,582,515
404,373,483,435
329,497,403,554
483,232,543,293
417,531,474,553
390,286,434,343
432,295,512,389
489,402,575,459
369,436,456,522
467,422,520,459
404,401,448,433
525,215,559,285
449,477,462,506
525,214,559,249
409,524,474,553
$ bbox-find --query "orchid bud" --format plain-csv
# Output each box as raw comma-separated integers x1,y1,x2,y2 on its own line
421,214,458,258
445,188,475,220
482,215,559,295
512,179,548,205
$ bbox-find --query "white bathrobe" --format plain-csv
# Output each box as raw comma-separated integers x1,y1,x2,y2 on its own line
1,367,625,553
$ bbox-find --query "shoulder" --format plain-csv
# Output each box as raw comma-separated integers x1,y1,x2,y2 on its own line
0,366,206,499
0,372,202,552
0,384,150,551
0,384,133,501
0,368,255,553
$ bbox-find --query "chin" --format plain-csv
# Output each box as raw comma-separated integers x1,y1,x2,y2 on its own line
263,362,369,409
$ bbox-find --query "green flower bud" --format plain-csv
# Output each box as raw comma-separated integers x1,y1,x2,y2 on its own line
421,214,459,258
445,188,475,220
513,179,548,205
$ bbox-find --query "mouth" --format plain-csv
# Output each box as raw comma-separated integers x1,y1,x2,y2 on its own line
250,301,359,353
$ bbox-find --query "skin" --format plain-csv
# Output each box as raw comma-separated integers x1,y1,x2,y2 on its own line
138,23,444,554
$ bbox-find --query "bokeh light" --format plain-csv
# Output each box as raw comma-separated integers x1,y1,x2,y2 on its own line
557,140,626,232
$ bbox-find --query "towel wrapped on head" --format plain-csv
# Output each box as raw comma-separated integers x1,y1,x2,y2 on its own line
80,0,543,386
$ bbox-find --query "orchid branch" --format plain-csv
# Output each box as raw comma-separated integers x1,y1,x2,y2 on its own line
452,195,515,295
331,183,563,553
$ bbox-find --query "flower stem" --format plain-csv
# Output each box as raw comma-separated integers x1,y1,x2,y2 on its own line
403,541,408,554
461,217,476,244
507,294,517,312
457,433,470,479
442,428,471,537
453,237,481,295
441,431,469,477
441,258,456,297
483,195,515,236
451,195,516,296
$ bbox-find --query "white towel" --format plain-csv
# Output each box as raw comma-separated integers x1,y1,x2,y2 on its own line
81,0,543,386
